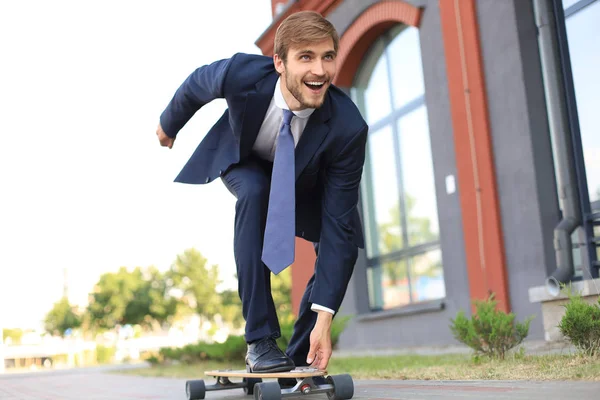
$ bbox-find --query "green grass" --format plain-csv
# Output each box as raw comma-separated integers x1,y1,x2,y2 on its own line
114,353,600,381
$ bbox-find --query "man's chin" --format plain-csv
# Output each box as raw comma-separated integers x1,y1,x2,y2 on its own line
301,94,326,109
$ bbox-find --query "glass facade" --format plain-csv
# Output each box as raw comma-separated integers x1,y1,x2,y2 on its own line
351,25,445,311
564,0,600,208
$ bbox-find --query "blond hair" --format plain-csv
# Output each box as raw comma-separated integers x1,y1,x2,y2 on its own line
274,11,339,62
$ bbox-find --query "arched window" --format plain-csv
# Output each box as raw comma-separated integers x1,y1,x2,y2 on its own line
351,25,445,310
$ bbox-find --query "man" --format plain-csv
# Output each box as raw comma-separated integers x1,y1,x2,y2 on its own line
156,11,367,373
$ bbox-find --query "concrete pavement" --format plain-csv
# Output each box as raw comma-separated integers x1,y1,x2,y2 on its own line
1,365,600,400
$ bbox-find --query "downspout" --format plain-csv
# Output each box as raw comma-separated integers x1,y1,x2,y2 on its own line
532,0,582,296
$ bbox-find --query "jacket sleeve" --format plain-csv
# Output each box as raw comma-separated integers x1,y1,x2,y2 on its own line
159,56,235,138
309,122,369,312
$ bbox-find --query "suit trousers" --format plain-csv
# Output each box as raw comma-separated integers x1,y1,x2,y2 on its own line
220,155,319,365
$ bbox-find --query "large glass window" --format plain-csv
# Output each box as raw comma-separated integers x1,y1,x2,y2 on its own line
351,25,445,311
564,0,600,208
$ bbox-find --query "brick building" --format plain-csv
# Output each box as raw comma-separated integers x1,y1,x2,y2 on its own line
256,0,600,349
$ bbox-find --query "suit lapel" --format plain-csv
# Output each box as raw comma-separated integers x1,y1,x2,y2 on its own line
239,72,278,159
294,94,332,180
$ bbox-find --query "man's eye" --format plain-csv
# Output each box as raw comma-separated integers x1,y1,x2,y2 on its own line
301,55,311,60
324,55,334,60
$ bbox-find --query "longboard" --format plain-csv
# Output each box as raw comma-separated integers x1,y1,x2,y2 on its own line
185,367,354,400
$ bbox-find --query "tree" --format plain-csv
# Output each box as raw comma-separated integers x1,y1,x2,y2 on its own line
216,267,292,331
86,266,177,331
45,297,82,337
144,266,179,328
167,248,222,323
87,266,142,330
271,268,293,323
122,266,179,329
219,289,244,329
3,328,23,345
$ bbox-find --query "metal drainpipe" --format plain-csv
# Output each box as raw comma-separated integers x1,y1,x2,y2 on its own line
532,0,582,296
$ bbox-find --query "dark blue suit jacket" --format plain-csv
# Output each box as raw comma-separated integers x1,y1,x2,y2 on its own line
160,53,368,312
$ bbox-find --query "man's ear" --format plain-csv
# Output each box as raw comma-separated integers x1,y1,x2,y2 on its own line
273,54,286,75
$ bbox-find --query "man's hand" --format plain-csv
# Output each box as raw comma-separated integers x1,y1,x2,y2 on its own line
306,311,333,370
156,124,175,149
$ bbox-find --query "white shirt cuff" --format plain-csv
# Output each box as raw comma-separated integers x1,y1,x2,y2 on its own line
311,303,335,314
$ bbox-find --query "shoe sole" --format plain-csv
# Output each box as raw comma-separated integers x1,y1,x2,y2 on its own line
245,363,296,374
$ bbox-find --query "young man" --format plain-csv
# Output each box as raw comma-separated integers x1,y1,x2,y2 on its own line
157,11,368,372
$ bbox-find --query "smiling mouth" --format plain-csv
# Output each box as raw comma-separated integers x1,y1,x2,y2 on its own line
304,81,326,91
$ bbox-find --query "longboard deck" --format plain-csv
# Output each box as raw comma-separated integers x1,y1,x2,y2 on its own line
205,367,327,379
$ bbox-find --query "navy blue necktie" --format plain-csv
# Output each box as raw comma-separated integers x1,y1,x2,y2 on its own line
262,109,295,274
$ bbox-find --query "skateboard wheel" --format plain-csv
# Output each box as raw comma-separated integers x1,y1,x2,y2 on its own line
327,374,354,400
186,379,206,400
243,377,263,395
254,382,281,400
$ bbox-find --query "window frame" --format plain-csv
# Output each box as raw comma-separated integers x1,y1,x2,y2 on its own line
351,25,445,312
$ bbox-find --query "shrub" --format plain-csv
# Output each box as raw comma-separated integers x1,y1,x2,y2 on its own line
96,344,116,364
450,294,533,359
557,291,600,357
145,354,161,365
158,335,247,364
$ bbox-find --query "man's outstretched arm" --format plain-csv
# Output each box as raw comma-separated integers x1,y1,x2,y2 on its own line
157,56,235,147
306,122,368,369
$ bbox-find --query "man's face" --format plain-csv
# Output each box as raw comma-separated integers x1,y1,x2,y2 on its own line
275,38,337,110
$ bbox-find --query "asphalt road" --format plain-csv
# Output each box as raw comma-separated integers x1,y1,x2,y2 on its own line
1,365,599,399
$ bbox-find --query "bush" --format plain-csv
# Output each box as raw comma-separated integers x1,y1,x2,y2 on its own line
158,335,247,364
450,294,533,359
557,291,600,357
145,354,161,365
96,344,116,364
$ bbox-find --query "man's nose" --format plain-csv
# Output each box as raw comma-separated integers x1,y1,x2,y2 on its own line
312,60,325,77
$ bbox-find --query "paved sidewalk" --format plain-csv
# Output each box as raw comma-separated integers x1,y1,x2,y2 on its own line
1,366,600,399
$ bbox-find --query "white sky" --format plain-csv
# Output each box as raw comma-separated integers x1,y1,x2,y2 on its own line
0,0,273,330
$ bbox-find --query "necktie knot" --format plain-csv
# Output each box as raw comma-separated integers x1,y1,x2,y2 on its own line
282,109,294,126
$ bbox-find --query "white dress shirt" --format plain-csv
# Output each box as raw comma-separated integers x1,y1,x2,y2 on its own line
252,78,335,316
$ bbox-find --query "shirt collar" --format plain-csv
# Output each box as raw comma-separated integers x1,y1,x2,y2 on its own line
274,77,315,119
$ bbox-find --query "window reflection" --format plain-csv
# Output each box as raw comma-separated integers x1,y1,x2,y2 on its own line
565,0,600,205
397,107,440,246
356,40,391,125
410,249,445,302
387,26,425,109
563,0,582,9
367,259,411,310
368,126,402,256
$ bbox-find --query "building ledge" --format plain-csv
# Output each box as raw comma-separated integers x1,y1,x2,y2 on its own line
529,278,600,302
355,299,445,322
528,278,600,342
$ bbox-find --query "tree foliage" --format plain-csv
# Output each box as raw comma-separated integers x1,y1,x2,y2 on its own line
87,266,177,330
166,248,221,320
2,328,24,344
219,289,244,329
271,268,293,323
45,297,82,337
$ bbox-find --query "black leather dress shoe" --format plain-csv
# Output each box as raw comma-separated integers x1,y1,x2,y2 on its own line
246,337,295,373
